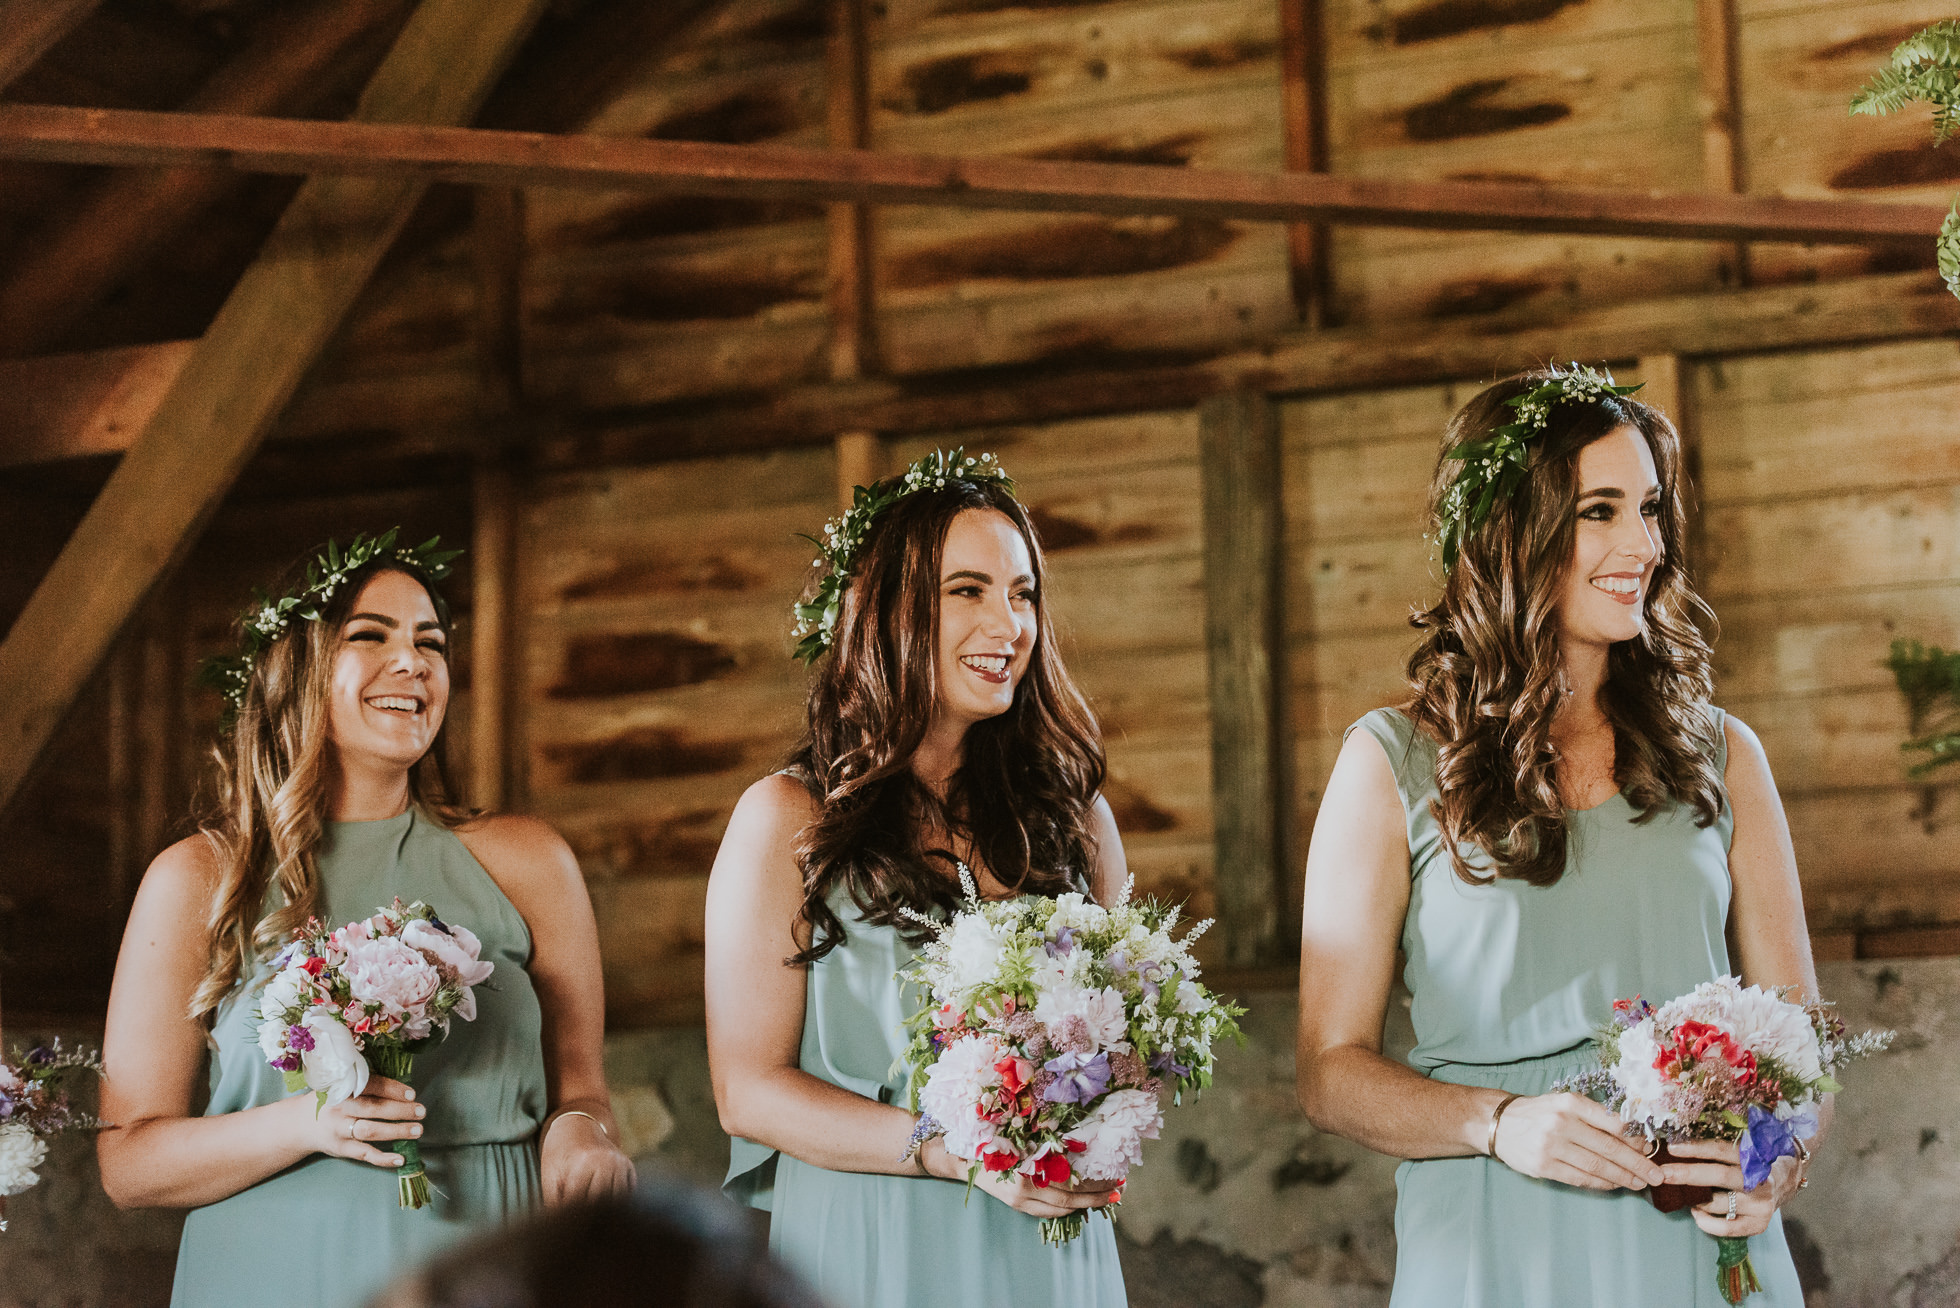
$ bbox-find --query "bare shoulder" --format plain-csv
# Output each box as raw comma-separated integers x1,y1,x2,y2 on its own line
137,832,222,907
726,771,820,842
1720,712,1777,787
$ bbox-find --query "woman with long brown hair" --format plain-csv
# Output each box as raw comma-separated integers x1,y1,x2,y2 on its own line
707,452,1127,1308
97,533,633,1308
1294,369,1817,1304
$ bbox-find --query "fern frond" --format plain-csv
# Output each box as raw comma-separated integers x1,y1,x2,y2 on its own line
1940,201,1960,299
1890,19,1960,71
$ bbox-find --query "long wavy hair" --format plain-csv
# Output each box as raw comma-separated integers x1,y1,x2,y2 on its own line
786,477,1106,965
189,557,472,1023
1404,369,1724,886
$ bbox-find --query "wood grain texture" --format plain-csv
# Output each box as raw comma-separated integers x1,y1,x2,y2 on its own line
0,0,101,92
0,0,554,811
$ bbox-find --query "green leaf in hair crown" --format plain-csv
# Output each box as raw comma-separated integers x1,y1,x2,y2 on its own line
791,448,1012,665
1433,364,1642,573
199,528,464,722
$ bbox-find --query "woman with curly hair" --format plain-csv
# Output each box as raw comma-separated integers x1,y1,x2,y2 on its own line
1294,370,1817,1304
97,535,633,1308
706,453,1127,1308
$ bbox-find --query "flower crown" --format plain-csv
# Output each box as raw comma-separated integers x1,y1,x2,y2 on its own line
792,448,1013,665
200,528,463,718
1434,363,1643,571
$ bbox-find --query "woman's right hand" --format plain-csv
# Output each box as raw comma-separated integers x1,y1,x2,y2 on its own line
1491,1092,1666,1192
297,1076,426,1169
920,1137,1122,1219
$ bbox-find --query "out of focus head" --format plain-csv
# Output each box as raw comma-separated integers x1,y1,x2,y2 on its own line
370,1184,822,1308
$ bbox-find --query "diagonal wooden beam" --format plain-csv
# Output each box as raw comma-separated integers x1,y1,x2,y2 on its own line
0,0,551,812
0,103,1940,247
0,0,416,359
0,0,101,92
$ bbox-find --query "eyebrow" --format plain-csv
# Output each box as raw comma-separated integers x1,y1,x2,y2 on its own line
346,612,444,633
943,569,1036,586
1577,486,1660,500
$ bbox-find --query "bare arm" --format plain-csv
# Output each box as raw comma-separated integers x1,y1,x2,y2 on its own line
96,838,425,1209
703,774,1115,1219
1087,794,1128,908
1663,714,1828,1235
1295,729,1665,1190
457,815,633,1206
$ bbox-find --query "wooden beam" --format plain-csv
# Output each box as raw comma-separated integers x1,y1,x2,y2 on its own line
0,0,101,92
529,268,1959,466
470,462,517,812
834,431,885,509
471,186,527,415
0,0,552,812
1279,0,1333,327
826,0,876,382
0,104,1940,247
1695,0,1749,286
1200,392,1288,968
0,0,414,359
0,340,194,468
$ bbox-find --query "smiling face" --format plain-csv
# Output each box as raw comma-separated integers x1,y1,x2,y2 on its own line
932,507,1039,735
1557,425,1664,651
325,569,450,773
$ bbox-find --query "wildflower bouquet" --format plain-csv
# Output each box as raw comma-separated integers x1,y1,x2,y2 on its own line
1559,976,1893,1303
0,1041,103,1226
900,870,1244,1245
255,899,494,1209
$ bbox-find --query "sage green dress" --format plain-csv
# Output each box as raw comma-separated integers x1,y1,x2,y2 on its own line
1356,708,1803,1307
724,889,1128,1308
171,807,547,1308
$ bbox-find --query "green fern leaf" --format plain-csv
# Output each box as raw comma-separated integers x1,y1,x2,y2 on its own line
1940,201,1960,299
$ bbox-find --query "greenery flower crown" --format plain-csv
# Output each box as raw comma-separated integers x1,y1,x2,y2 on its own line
199,528,463,718
792,448,1013,665
1434,364,1643,572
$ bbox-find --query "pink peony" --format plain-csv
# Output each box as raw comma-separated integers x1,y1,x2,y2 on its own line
402,919,495,1020
343,937,440,1023
1064,1087,1163,1181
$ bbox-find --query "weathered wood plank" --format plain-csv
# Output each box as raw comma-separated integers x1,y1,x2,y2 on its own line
0,0,101,93
1200,392,1286,966
0,0,554,812
0,104,1941,244
1282,0,1333,324
0,341,195,468
470,463,518,811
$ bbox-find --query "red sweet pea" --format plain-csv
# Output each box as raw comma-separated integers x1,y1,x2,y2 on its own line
982,1148,1019,1173
1065,1138,1087,1154
995,1057,1035,1096
1032,1152,1073,1189
303,956,326,977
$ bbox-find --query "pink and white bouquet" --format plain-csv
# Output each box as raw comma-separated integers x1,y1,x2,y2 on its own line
901,869,1244,1244
0,1041,102,1227
1560,975,1892,1303
255,898,494,1208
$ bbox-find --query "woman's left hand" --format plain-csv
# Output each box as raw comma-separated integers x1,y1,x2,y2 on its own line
1661,1138,1803,1238
540,1113,636,1206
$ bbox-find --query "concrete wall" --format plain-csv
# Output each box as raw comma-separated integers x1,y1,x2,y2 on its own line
9,957,1956,1307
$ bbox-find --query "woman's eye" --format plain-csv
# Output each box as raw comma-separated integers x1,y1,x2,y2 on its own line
1579,504,1612,521
949,585,981,598
419,640,447,655
1641,500,1662,518
348,630,384,643
1014,589,1038,605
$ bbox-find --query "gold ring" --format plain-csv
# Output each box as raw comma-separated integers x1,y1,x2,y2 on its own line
1640,1135,1660,1159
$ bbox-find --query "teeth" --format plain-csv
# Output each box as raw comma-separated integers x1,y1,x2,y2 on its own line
961,654,1008,674
368,696,420,712
1591,577,1639,595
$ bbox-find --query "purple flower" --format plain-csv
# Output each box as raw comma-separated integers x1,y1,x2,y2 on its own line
1739,1104,1817,1190
0,1091,13,1118
1107,949,1130,976
25,1046,52,1068
1149,1050,1191,1080
271,1054,300,1073
286,1024,316,1053
1045,927,1077,960
1042,1051,1111,1106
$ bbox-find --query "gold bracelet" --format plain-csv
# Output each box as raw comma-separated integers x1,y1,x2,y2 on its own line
1487,1093,1521,1159
544,1109,609,1142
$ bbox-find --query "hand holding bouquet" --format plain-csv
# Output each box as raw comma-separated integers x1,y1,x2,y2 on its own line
255,899,494,1208
901,870,1244,1245
1559,975,1892,1303
0,1041,103,1227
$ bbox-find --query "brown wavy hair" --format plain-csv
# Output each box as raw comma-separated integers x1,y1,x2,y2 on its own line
786,477,1105,965
189,556,473,1023
1404,369,1724,886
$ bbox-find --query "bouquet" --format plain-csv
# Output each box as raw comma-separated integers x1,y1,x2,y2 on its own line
255,898,494,1208
900,869,1244,1245
1559,975,1893,1303
0,1041,103,1227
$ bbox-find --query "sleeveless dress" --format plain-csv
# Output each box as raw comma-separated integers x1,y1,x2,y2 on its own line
171,807,548,1308
723,888,1128,1308
1352,708,1803,1307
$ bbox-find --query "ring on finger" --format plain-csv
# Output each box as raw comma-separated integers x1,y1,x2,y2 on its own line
1725,1191,1738,1222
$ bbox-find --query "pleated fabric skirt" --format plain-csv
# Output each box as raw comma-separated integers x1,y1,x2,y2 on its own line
171,1141,541,1308
771,1154,1127,1308
1390,1047,1804,1308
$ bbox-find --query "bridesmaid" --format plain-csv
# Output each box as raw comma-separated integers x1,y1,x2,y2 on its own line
706,451,1127,1308
1294,369,1818,1305
96,533,634,1308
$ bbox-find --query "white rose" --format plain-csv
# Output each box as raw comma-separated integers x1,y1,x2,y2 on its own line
259,966,306,1021
944,915,1010,993
299,1013,370,1105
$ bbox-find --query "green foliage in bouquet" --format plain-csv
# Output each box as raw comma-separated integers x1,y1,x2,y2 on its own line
1851,21,1960,299
1885,639,1960,777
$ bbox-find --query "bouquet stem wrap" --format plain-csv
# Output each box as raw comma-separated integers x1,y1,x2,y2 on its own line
1716,1237,1763,1305
368,1046,427,1209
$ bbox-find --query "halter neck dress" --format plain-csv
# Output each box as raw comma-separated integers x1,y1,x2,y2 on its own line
724,886,1129,1308
1353,708,1803,1307
170,806,547,1308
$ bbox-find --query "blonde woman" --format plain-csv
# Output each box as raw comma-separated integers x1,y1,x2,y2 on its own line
97,534,633,1308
